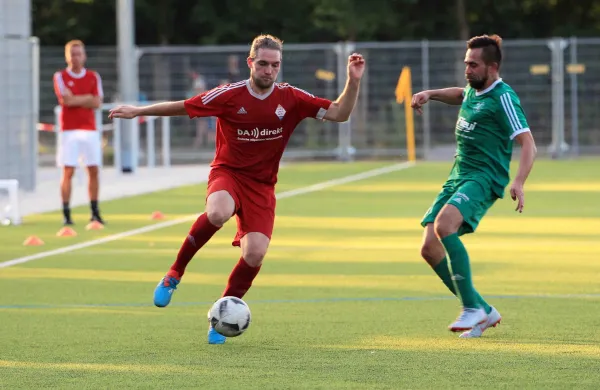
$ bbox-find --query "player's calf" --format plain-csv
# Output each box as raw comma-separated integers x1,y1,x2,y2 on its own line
153,192,236,308
60,167,75,225
221,233,269,298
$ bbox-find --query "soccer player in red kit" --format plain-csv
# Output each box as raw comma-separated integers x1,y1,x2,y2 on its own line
53,40,105,226
109,34,365,344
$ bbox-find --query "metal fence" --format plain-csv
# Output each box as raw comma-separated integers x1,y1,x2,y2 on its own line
567,38,600,155
35,38,600,167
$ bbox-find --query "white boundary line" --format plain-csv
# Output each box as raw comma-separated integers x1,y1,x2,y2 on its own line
0,161,415,269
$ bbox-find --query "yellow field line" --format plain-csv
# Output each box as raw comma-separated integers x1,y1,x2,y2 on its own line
0,360,198,373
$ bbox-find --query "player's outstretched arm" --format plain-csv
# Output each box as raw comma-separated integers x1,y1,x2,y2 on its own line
411,88,464,114
108,101,187,119
510,131,537,213
323,53,365,122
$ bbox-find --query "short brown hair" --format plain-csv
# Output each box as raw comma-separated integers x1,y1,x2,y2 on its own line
65,39,85,57
467,34,502,68
249,34,283,59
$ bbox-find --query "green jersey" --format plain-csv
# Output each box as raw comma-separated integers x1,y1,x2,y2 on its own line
449,78,530,198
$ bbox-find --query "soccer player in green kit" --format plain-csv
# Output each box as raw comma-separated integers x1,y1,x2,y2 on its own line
411,34,537,337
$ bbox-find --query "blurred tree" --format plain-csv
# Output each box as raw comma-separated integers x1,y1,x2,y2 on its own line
31,0,600,46
32,0,116,44
456,0,470,41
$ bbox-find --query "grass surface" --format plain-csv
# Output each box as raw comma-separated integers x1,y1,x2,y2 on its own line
1,159,599,389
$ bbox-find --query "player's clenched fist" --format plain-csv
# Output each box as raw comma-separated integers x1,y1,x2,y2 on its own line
347,53,365,81
108,105,140,119
411,91,431,115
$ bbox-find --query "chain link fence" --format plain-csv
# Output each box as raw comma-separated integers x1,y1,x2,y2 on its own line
31,38,600,169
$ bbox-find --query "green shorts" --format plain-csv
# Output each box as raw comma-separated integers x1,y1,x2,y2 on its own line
420,179,497,236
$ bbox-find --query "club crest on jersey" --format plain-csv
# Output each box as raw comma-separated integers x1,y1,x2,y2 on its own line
473,102,485,112
275,104,286,120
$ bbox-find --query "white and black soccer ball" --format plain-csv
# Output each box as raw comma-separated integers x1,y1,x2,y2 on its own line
207,296,252,337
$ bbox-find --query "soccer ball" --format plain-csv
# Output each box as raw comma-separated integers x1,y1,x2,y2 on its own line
207,296,252,337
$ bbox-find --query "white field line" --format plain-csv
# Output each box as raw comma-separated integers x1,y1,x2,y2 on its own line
0,161,415,269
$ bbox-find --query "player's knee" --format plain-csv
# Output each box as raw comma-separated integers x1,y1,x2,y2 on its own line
420,242,437,263
420,240,446,267
62,167,75,180
242,247,266,267
242,248,267,267
206,191,235,226
435,220,458,238
206,208,231,227
241,234,269,267
434,205,462,238
433,218,455,239
87,166,99,178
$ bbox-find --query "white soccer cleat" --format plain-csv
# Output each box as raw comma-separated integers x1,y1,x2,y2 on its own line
459,306,502,338
448,307,488,332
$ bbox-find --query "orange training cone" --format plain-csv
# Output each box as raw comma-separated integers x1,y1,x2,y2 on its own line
56,227,77,237
86,221,104,231
23,236,44,246
150,211,165,220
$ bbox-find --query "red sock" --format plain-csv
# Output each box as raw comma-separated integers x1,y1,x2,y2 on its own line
222,257,261,298
169,213,221,277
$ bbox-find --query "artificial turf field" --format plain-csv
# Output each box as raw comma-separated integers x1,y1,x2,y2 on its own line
1,159,599,389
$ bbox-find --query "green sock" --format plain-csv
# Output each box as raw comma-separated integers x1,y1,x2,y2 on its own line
440,233,480,309
433,258,457,295
433,257,491,314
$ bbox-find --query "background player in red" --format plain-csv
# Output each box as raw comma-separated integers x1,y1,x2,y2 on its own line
109,34,365,344
53,40,105,226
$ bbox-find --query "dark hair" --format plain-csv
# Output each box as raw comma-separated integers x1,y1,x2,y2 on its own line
249,34,283,59
467,34,502,68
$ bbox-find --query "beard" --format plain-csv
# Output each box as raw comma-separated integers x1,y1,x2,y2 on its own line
467,77,487,90
252,74,274,90
466,69,489,90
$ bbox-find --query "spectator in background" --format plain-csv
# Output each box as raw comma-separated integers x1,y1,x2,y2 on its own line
53,40,105,226
189,72,215,149
225,54,243,83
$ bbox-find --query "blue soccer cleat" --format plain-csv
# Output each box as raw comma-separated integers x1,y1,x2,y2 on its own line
153,275,180,307
207,326,226,344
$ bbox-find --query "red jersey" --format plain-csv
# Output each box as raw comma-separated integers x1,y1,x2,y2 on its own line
53,68,103,131
184,79,332,185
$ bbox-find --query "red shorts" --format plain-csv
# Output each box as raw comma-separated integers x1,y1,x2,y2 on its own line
206,167,276,247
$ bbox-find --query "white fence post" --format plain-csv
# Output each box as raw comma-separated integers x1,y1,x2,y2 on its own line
548,37,569,158
335,41,355,161
161,116,171,167
569,37,579,157
146,117,155,168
